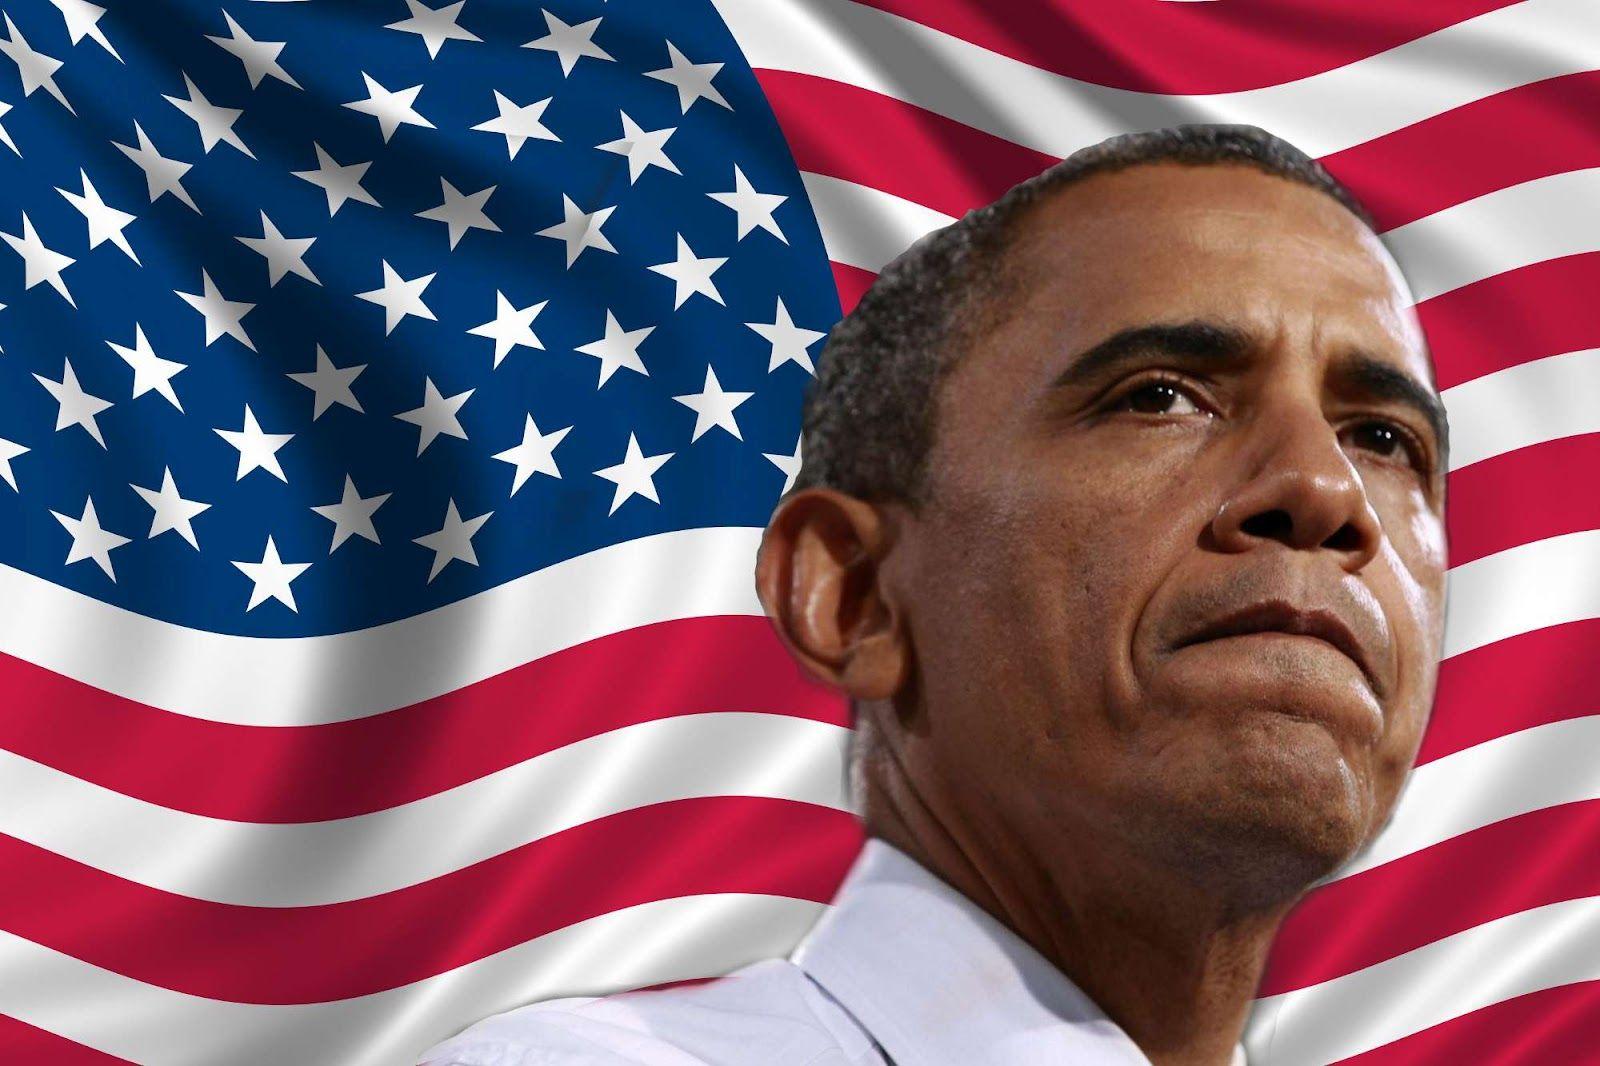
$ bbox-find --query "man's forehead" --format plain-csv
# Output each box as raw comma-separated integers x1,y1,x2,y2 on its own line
1006,164,1383,278
988,164,1427,373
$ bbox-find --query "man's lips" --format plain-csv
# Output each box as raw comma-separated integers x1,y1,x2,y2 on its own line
1173,599,1379,693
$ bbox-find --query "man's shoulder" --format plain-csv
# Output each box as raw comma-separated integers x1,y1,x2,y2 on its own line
417,958,881,1066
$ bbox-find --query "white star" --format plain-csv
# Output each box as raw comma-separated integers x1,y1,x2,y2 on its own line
2,212,76,306
413,498,492,581
163,73,254,157
292,143,378,216
34,357,111,447
57,168,140,265
51,497,130,580
471,91,557,159
107,324,186,411
176,270,256,351
536,194,615,268
232,535,311,612
237,210,318,286
409,499,489,582
468,290,545,367
708,164,787,243
207,10,300,89
0,100,16,156
416,178,499,249
673,364,753,442
764,436,804,496
344,72,433,142
356,259,436,335
522,10,611,76
113,122,199,212
287,344,364,419
0,13,73,113
215,404,293,482
494,413,570,496
130,466,210,549
311,474,388,552
0,435,26,490
594,433,672,516
394,377,471,455
386,0,480,58
48,0,121,62
747,297,826,374
595,110,678,184
648,234,726,309
575,310,652,388
644,41,730,114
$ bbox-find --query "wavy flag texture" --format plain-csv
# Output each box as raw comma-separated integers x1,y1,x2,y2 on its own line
0,0,1596,1063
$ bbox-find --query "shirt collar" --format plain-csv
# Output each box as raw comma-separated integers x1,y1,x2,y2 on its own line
790,837,1249,1066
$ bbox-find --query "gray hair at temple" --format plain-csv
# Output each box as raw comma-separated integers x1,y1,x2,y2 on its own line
786,123,1377,514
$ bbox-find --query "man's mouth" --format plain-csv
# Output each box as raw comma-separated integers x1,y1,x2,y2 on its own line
1175,599,1378,694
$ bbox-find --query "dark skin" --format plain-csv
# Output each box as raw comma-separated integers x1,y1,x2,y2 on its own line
755,162,1448,1066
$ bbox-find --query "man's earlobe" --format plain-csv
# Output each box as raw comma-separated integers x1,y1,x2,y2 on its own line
755,488,908,702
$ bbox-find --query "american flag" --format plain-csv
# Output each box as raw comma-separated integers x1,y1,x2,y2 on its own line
0,0,1594,1063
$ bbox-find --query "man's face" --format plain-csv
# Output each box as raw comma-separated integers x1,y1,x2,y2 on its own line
891,163,1448,895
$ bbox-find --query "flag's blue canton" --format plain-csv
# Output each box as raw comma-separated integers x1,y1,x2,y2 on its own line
0,0,840,635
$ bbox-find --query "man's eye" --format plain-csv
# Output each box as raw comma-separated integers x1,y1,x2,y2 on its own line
1114,380,1204,416
1342,420,1425,469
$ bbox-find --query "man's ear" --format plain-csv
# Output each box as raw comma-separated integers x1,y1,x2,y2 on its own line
755,487,909,702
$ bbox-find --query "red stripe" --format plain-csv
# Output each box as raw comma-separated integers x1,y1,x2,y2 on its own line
850,0,1518,95
0,616,849,823
1261,797,1600,994
831,262,877,315
1332,977,1600,1064
1420,621,1600,766
768,71,1053,219
1445,435,1600,567
772,74,1600,290
0,797,863,1004
1419,253,1600,391
1322,71,1600,230
0,1017,131,1064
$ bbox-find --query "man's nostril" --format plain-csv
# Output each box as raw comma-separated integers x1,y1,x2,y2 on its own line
1323,523,1367,553
1239,509,1292,541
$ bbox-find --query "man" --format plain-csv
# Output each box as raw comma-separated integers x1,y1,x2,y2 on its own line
419,124,1449,1066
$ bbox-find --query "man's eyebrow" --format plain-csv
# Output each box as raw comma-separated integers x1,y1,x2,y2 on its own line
1047,318,1451,464
1329,353,1451,462
1046,319,1256,393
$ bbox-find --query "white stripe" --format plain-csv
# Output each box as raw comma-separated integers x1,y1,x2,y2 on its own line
14,694,1597,909
801,173,951,273
1329,715,1600,882
0,894,828,1066
715,0,1600,159
1244,895,1600,1064
0,713,853,906
0,526,764,727
1384,168,1600,302
1442,528,1600,660
801,172,954,273
1443,347,1600,470
804,169,1600,315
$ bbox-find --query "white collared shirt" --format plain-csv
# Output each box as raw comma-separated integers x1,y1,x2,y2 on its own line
417,838,1250,1066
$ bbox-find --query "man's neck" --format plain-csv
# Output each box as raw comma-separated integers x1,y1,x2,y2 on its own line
864,766,1298,1066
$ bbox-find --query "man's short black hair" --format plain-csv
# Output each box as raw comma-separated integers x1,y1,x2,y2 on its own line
787,123,1378,512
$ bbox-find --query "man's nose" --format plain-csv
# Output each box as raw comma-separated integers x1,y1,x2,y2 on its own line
1208,408,1384,573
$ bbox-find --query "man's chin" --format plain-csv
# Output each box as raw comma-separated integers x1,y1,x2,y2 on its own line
1136,711,1378,907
